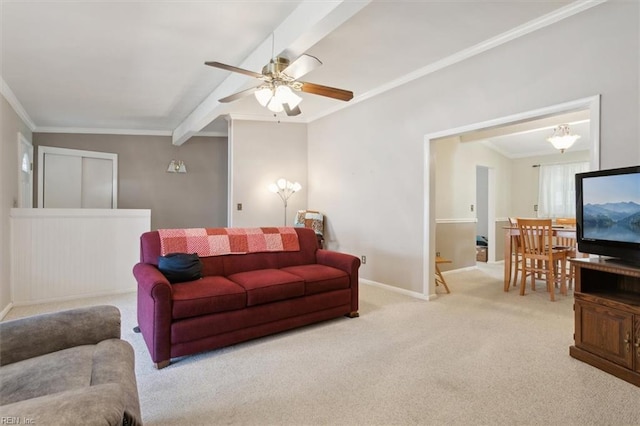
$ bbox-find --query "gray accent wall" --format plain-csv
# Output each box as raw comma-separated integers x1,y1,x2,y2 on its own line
32,133,228,230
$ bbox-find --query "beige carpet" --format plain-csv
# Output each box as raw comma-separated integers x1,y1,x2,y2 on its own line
5,263,640,425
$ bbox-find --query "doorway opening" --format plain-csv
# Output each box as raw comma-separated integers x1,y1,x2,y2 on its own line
424,95,601,298
17,133,33,208
475,165,493,264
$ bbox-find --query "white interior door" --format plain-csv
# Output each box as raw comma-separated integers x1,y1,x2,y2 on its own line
18,133,34,208
38,146,118,208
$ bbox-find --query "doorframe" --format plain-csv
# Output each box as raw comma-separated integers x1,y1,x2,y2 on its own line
423,95,601,298
37,146,118,208
17,132,33,208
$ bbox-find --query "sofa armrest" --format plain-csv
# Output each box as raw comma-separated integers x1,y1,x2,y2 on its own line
317,249,360,315
0,305,120,366
316,249,361,277
133,262,172,297
133,262,173,365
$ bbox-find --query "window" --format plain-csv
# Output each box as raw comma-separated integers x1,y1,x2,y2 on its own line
537,161,589,218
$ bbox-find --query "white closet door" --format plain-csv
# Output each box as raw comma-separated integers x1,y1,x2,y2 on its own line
38,146,118,208
82,157,113,208
43,153,82,208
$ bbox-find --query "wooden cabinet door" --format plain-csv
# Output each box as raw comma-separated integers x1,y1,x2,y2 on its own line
635,316,640,374
575,300,634,369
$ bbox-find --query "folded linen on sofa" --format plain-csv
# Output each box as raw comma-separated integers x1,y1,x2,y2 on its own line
158,227,300,256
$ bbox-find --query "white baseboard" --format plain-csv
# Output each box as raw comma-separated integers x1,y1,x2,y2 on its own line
360,278,434,301
440,265,479,275
0,302,14,320
10,289,136,308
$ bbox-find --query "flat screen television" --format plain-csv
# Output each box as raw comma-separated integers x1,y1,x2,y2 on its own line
575,165,640,265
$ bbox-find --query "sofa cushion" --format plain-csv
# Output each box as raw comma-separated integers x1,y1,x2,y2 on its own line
228,269,304,306
0,345,94,406
281,264,350,295
172,276,247,319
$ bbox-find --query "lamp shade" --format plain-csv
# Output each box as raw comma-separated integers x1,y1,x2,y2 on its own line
254,87,272,107
275,85,302,109
547,124,580,153
167,159,187,173
267,97,284,113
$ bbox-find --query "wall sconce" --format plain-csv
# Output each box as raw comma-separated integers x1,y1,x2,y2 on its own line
268,178,302,226
547,124,581,153
167,160,187,173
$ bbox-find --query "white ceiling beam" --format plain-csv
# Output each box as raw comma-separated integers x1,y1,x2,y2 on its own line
171,0,370,146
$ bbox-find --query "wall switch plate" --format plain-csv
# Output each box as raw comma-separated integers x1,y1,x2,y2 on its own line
534,204,538,212
361,255,367,264
237,203,242,211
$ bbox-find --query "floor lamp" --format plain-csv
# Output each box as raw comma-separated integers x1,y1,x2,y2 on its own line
268,178,301,226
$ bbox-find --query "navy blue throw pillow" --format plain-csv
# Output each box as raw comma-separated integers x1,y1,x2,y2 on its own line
158,253,202,284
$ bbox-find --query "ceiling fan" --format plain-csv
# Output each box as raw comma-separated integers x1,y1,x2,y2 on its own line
205,53,353,116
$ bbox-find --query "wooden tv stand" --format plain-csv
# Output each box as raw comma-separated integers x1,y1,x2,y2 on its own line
570,257,640,387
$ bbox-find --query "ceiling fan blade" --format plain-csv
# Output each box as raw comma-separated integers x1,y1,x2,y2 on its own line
205,61,264,79
283,104,302,117
281,54,323,80
299,82,353,102
218,86,260,103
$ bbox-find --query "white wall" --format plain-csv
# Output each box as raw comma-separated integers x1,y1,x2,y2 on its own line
230,120,308,227
308,1,639,294
1,94,33,316
435,137,512,221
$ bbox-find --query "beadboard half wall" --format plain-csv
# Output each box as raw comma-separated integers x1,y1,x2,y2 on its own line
10,208,150,305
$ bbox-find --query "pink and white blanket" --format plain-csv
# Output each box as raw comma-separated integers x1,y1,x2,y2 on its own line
157,227,300,257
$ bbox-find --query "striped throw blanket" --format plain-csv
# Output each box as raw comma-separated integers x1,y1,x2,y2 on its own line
157,227,300,257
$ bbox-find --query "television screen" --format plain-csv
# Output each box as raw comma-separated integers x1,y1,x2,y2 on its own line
581,172,640,244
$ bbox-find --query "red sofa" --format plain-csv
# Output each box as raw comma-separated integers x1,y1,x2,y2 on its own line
133,227,360,368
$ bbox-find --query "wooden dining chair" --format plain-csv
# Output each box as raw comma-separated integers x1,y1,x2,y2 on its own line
556,217,576,226
554,234,588,290
517,218,569,301
508,217,524,288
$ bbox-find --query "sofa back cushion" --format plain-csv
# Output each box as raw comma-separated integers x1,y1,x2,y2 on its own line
139,227,318,276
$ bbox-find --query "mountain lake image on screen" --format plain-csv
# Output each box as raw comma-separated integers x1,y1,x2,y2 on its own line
582,172,640,244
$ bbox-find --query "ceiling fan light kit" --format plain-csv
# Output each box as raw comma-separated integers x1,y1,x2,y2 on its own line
205,52,353,116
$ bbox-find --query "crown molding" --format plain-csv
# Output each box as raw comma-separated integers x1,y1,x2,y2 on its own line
35,127,172,136
1,76,36,131
306,0,607,123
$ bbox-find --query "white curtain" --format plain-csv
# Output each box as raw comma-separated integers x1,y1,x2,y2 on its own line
538,162,590,218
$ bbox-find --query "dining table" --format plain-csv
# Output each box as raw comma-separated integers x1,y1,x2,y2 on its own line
503,225,576,291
